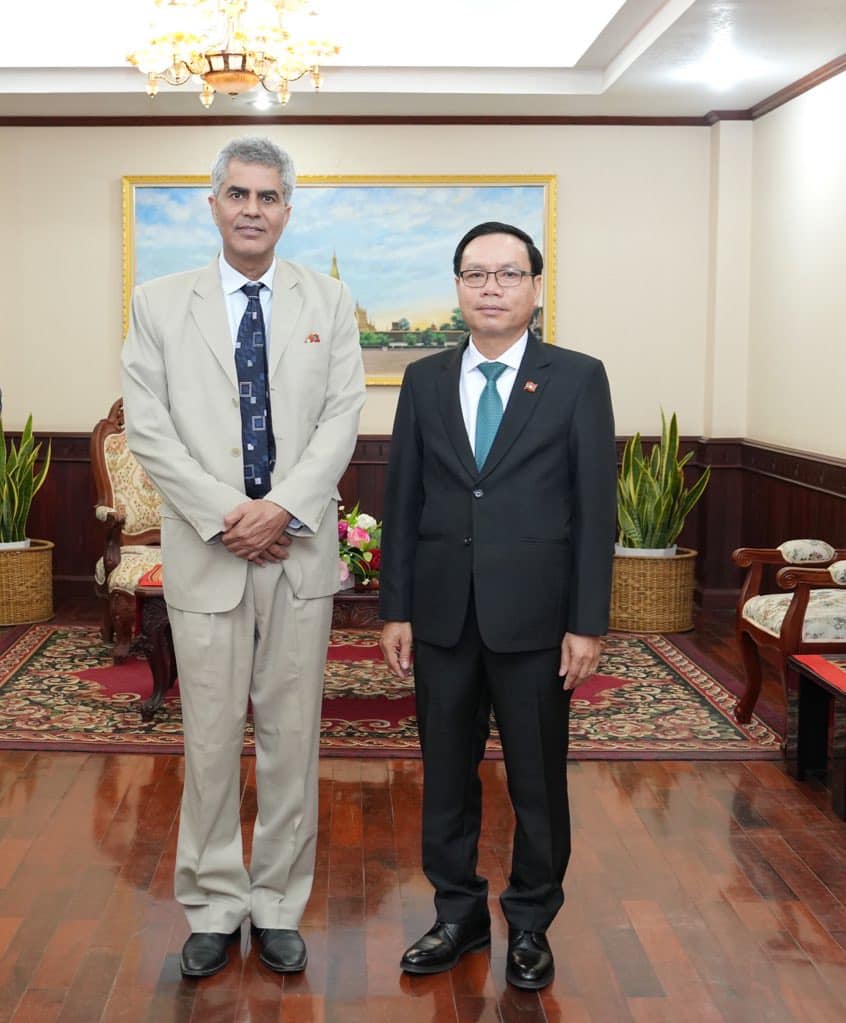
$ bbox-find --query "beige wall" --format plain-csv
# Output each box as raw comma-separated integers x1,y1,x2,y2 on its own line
1,123,710,438
5,103,845,459
749,75,846,458
704,120,753,438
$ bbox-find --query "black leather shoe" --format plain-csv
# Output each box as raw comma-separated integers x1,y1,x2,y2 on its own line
252,926,308,973
400,918,491,975
506,929,554,990
180,929,240,977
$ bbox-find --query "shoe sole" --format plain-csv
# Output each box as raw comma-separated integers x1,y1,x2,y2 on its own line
401,934,491,975
180,956,230,978
258,952,307,973
505,965,555,990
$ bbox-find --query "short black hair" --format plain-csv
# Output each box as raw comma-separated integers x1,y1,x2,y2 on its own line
453,221,543,276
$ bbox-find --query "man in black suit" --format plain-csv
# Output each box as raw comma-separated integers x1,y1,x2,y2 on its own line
379,222,616,990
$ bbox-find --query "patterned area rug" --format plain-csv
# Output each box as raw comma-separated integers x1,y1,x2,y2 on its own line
0,625,781,759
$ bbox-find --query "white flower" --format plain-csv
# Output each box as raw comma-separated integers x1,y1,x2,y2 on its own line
356,513,377,530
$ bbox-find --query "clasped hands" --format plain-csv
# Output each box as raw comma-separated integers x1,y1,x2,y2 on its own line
222,499,293,564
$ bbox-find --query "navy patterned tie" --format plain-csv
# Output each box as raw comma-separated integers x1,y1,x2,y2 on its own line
235,283,275,498
475,361,507,470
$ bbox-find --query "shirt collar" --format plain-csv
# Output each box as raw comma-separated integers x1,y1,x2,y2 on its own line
218,252,276,296
464,331,528,374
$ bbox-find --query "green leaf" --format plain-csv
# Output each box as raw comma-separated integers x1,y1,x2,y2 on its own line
0,415,51,543
615,410,710,551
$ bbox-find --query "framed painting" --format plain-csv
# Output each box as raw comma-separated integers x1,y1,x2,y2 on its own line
122,175,557,385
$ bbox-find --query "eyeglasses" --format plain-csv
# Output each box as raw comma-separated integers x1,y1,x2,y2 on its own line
457,268,537,288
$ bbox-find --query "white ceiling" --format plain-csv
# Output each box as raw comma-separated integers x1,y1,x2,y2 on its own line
2,0,845,118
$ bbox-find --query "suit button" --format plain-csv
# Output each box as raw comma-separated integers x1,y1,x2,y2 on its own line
463,537,472,545
473,488,483,498
231,447,240,457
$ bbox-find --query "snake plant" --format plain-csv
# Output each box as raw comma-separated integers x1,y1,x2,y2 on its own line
0,416,51,543
617,410,710,550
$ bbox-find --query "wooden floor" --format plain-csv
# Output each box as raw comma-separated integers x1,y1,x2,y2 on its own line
0,604,845,1022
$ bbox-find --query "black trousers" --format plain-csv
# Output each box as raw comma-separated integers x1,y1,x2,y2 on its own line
413,597,573,932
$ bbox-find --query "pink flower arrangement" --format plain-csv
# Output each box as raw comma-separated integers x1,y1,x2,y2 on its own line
338,504,382,587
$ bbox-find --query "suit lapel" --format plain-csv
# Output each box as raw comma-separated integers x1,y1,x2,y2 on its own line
191,260,237,389
268,260,303,379
478,333,551,479
437,341,477,480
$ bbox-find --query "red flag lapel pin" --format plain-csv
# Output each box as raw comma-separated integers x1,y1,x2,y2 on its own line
306,331,321,344
523,380,538,393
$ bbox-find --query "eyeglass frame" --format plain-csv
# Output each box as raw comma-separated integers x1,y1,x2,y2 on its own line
456,268,540,288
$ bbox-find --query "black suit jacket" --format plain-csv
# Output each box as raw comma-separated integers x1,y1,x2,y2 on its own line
378,334,617,652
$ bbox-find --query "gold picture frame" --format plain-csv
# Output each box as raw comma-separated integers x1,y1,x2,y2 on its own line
122,174,557,385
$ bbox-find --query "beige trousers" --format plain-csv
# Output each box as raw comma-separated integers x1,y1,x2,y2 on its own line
168,562,332,934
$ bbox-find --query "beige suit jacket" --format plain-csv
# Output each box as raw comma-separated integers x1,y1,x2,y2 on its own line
120,258,366,613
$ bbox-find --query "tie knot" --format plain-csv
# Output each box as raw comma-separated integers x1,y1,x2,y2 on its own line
478,361,507,383
241,283,263,300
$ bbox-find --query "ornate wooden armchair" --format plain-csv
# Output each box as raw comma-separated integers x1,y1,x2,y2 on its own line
732,540,846,722
90,398,162,661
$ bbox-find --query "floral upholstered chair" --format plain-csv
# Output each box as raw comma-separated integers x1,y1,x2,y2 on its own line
732,540,846,723
90,398,162,662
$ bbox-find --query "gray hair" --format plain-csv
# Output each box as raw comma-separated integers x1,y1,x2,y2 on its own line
210,137,296,203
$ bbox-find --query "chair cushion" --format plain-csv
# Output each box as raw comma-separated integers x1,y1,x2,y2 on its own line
777,538,836,564
95,546,163,593
103,432,162,535
830,560,846,585
743,589,846,641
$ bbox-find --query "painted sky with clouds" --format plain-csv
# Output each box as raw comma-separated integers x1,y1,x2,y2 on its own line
134,183,546,329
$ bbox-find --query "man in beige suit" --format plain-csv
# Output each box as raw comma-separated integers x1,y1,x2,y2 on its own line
121,137,365,978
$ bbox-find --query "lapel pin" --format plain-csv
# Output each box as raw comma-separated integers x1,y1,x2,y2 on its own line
306,332,321,344
524,380,538,393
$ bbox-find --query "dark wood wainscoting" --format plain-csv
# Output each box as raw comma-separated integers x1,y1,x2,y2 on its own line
336,436,392,519
24,434,98,595
17,432,846,608
683,440,745,608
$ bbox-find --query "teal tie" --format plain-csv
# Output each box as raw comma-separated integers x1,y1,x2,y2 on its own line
475,361,507,469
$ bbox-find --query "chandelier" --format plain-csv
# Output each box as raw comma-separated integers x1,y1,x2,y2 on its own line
127,0,340,109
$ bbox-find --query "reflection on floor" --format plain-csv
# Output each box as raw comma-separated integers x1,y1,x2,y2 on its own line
0,601,842,1021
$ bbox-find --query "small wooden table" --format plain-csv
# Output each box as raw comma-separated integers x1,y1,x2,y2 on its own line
785,653,846,819
133,585,381,720
331,589,381,629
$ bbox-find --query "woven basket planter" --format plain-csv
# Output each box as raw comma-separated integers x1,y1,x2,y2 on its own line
0,539,54,625
609,546,697,633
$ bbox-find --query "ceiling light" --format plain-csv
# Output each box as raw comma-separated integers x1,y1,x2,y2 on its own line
673,30,770,91
127,0,338,109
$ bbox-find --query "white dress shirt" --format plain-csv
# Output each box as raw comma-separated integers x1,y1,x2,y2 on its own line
459,332,528,455
219,252,276,345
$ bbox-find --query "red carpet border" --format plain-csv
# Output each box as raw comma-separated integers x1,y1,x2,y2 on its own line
0,625,782,759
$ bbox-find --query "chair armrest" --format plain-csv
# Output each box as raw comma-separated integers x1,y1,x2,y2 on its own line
732,547,787,568
774,564,846,648
734,544,846,618
733,548,787,612
96,505,125,526
95,506,125,577
778,565,846,589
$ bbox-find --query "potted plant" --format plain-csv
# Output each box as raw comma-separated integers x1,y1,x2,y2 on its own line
0,415,54,624
610,410,710,632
